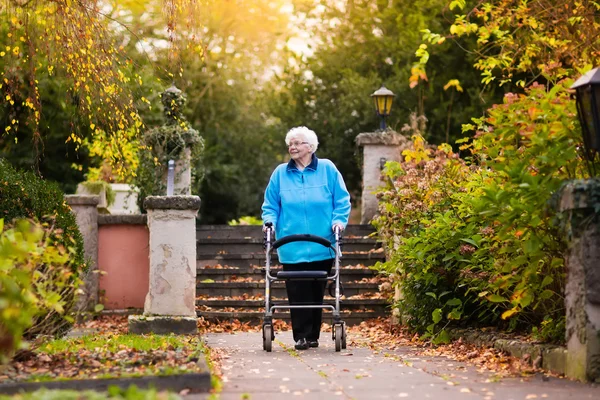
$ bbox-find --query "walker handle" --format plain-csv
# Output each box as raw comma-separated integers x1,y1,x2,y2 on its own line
272,234,333,250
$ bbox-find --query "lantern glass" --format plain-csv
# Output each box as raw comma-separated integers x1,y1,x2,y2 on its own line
577,86,600,152
374,95,394,116
594,85,600,151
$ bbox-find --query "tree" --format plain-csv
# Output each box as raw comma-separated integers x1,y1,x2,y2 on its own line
0,0,209,185
269,0,505,199
413,0,600,87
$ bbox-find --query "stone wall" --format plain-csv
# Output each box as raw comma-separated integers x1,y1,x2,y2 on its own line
98,215,149,310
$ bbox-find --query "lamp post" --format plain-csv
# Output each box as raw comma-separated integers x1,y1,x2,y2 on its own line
571,67,600,176
371,85,395,131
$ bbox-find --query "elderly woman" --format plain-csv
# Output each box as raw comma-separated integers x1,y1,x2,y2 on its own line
262,126,351,350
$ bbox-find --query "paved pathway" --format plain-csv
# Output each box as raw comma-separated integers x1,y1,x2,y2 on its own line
186,331,599,400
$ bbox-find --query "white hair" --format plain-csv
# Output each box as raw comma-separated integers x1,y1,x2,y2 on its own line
285,126,319,153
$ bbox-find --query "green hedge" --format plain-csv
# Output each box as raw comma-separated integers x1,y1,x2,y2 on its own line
0,158,84,269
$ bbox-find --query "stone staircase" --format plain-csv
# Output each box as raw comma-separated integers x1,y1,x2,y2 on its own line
195,225,389,325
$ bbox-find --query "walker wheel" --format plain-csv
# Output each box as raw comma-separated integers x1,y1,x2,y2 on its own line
334,324,343,352
342,324,347,349
263,324,273,352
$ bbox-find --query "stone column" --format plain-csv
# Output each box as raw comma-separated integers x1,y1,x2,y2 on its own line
355,130,409,224
559,179,600,382
128,195,201,335
65,195,99,311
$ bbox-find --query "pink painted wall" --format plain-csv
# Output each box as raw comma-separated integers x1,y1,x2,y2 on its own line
98,224,149,309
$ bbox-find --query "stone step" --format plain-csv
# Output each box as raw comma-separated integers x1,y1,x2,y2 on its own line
196,298,388,311
195,224,377,240
196,282,381,297
196,266,378,283
196,237,381,254
196,310,384,326
197,251,385,268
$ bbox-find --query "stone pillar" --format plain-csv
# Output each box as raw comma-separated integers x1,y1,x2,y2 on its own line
559,179,600,382
65,195,99,311
128,195,201,335
355,130,409,224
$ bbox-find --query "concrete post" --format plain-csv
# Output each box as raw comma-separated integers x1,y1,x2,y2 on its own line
65,195,99,311
559,179,600,382
355,130,409,224
128,195,201,335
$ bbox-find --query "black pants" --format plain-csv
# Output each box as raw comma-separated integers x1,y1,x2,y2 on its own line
282,258,334,342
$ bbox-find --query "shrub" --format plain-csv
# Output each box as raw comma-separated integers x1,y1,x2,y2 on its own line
0,158,85,268
0,219,81,363
0,159,85,345
374,81,586,344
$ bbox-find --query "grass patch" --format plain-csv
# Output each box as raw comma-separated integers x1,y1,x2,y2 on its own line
38,334,193,354
4,333,209,384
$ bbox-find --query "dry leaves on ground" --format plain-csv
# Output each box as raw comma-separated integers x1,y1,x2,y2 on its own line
348,317,542,378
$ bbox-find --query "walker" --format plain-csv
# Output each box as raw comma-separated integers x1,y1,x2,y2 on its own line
261,222,347,352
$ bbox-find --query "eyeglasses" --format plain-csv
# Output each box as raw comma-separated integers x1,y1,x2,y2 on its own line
288,141,309,148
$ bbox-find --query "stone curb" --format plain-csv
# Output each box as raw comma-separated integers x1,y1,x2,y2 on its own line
64,194,100,206
448,328,567,375
128,315,198,335
0,372,211,395
144,195,201,210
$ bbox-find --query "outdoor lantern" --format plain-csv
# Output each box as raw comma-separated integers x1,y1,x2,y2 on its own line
371,85,395,130
571,67,600,160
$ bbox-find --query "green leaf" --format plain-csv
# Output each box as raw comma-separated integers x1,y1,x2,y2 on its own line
445,298,462,307
425,292,437,300
432,308,443,324
447,309,462,320
94,303,105,312
523,236,542,254
426,323,435,334
433,329,451,344
460,238,478,247
540,276,553,288
487,294,508,303
439,291,452,299
519,290,534,308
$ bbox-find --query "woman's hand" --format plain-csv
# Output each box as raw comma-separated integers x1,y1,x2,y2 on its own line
332,223,344,233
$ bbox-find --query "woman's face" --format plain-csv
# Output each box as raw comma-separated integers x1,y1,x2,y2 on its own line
288,135,311,161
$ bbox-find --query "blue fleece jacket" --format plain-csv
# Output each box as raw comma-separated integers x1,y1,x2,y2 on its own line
261,154,351,264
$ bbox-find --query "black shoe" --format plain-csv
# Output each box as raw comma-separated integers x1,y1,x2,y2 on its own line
308,340,319,348
294,338,309,350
